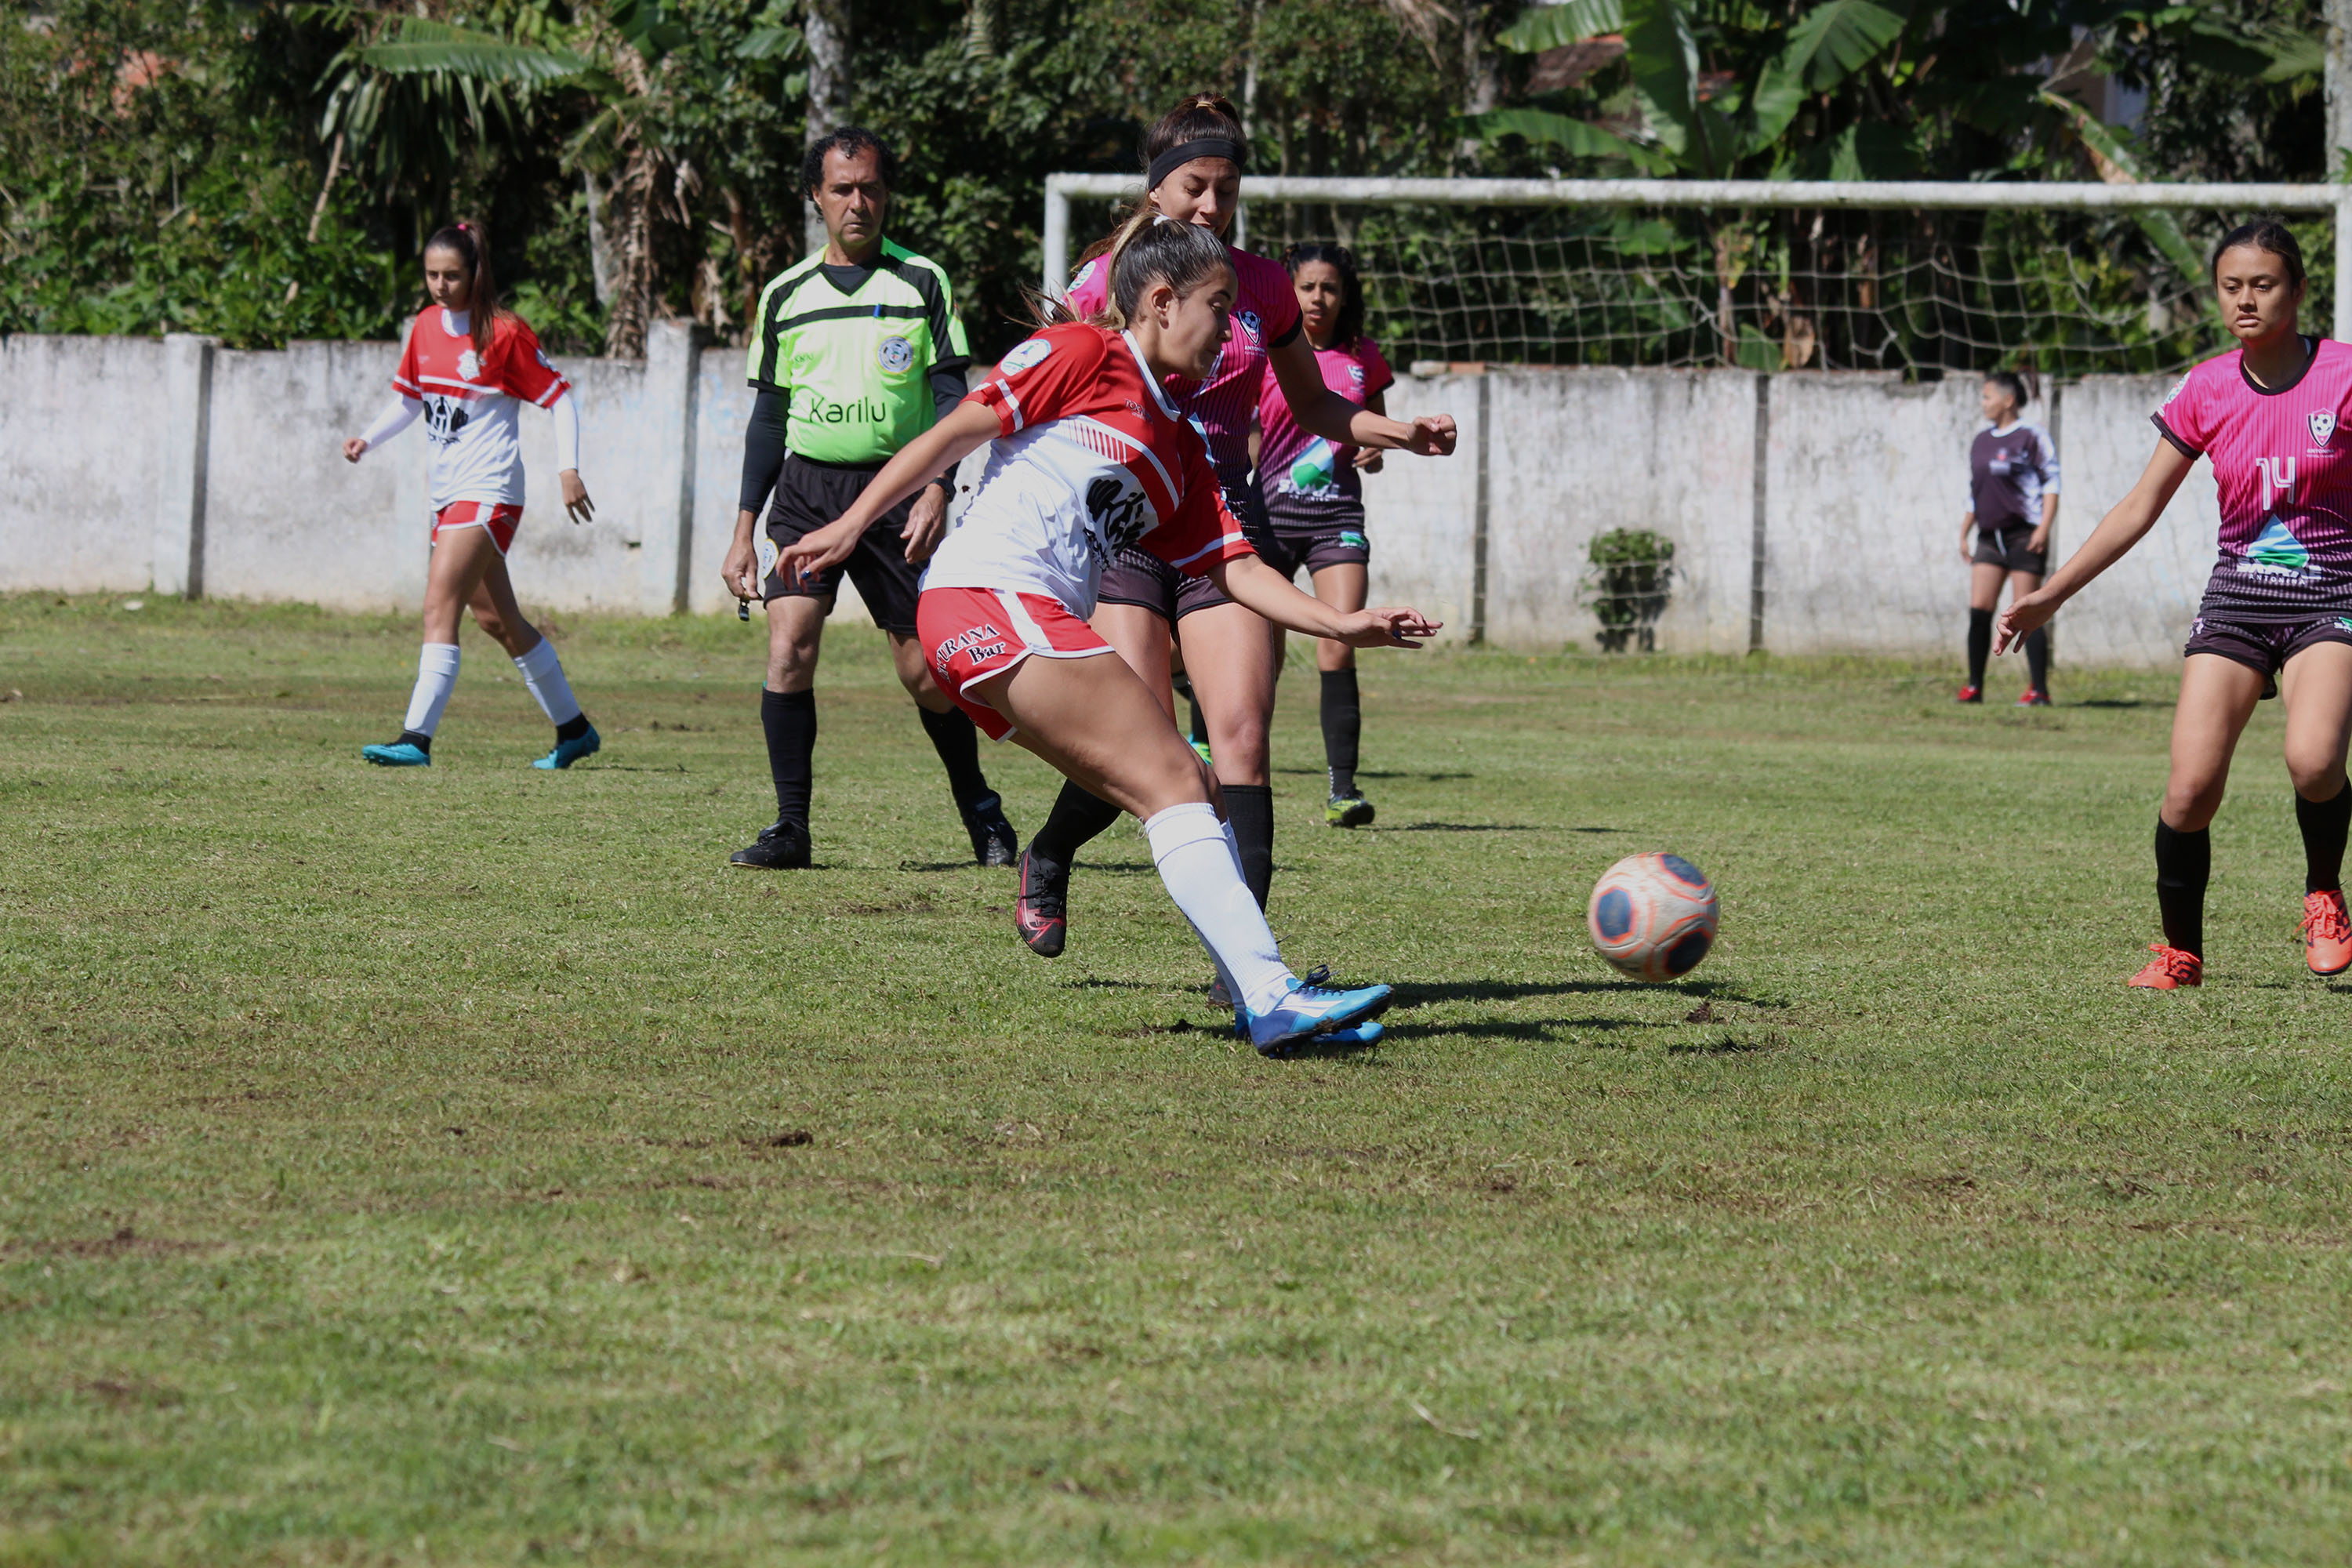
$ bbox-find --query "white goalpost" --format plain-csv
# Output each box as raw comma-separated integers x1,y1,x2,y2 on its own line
1043,176,2352,372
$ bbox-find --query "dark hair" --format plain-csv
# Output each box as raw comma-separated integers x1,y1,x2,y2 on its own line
1075,93,1248,272
1983,368,2031,412
422,223,501,354
1283,243,1364,350
802,126,896,195
2211,219,2306,291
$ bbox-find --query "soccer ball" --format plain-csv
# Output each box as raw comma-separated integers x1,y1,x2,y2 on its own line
1586,853,1719,982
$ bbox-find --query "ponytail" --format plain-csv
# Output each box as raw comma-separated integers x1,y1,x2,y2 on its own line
424,222,503,354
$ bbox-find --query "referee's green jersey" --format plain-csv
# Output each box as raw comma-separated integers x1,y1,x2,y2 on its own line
744,239,971,466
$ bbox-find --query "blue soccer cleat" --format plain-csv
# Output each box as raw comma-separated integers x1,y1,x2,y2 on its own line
362,741,430,767
1234,1005,1382,1053
532,724,601,770
1243,979,1392,1057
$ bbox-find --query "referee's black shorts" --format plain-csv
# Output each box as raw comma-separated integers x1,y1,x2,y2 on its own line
759,454,927,635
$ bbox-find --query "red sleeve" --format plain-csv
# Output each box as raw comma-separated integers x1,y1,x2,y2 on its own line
1142,438,1257,578
492,318,569,408
1359,337,1394,398
393,315,423,398
965,326,1108,436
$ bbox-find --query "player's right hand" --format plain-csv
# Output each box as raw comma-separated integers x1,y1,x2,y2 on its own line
343,437,368,463
774,518,861,590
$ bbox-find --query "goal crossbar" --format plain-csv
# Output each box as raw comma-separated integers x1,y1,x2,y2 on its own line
1040,174,2352,339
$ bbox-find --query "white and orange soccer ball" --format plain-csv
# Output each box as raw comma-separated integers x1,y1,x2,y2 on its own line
1586,853,1719,982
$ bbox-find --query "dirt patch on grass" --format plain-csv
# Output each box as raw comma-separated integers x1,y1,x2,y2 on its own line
9,1226,213,1258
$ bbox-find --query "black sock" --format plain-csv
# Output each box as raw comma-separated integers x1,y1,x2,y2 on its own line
2154,818,2211,958
1319,668,1361,797
397,729,432,754
1967,608,1992,687
762,688,815,829
554,713,591,742
917,703,992,815
1029,779,1122,868
2296,778,2352,894
2024,626,2049,695
1223,783,1274,909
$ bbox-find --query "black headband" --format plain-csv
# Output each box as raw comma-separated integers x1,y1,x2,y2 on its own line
1147,138,1246,191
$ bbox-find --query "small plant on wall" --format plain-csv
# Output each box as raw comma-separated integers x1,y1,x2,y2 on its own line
1581,528,1677,653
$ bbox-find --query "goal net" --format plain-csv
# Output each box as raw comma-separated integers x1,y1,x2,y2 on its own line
1042,177,2345,376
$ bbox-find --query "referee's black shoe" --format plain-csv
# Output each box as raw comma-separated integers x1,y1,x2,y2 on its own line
728,818,811,870
964,792,1019,868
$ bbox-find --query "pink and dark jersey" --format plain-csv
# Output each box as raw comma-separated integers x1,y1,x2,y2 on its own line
2155,337,2352,619
1967,421,2059,529
1065,240,1301,492
1259,335,1392,511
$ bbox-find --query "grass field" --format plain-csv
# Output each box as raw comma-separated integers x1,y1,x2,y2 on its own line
5,592,2352,1566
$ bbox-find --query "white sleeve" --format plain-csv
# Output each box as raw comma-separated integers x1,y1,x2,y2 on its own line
549,387,581,474
2034,425,2060,494
360,394,422,450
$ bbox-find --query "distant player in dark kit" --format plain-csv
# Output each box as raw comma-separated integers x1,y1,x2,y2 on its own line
1957,369,2060,706
720,127,1017,870
1258,243,1394,826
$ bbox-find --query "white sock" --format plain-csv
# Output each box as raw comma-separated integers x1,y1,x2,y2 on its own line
514,637,583,727
1144,801,1294,1015
401,643,461,736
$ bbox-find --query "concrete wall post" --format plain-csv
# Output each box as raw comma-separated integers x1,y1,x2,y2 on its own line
154,333,217,598
641,320,701,616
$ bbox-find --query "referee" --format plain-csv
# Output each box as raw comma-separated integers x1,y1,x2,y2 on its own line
720,126,1018,870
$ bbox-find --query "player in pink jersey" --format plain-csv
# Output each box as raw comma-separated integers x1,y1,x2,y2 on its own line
1260,243,1394,828
1015,93,1456,978
2000,221,2352,985
772,220,1440,1054
343,224,601,771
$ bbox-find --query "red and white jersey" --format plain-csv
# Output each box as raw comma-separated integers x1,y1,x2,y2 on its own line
1066,241,1301,492
920,323,1257,616
2154,337,2352,616
393,305,568,509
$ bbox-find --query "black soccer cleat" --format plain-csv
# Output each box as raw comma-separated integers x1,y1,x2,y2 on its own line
1014,848,1067,956
964,791,1018,868
728,818,811,870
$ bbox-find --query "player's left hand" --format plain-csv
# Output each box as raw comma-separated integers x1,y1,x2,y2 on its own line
1353,448,1385,474
1398,416,1457,457
560,469,594,526
2027,525,2049,556
775,518,861,589
1334,607,1441,649
903,486,949,564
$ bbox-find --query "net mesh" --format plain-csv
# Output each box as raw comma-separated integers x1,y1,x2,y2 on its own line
1231,203,2333,376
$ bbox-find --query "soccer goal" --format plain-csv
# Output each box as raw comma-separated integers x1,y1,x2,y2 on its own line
1042,176,2352,376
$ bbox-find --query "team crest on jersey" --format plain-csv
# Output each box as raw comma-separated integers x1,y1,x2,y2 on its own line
458,348,481,382
1237,309,1261,339
877,335,916,374
1000,338,1053,375
1348,365,1366,385
2311,409,2337,448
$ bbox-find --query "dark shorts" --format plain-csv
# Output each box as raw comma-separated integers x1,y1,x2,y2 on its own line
1261,502,1370,579
2185,611,2352,699
1098,479,1273,622
1973,521,2045,575
759,455,924,635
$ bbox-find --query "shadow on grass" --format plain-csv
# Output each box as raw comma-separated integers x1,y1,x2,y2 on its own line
1273,768,1475,782
1390,978,1763,1007
1377,822,1537,833
2074,699,2167,710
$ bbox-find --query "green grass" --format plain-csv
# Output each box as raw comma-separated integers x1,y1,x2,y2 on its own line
4,592,2350,1566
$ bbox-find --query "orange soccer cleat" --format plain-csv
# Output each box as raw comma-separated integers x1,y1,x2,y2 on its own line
2301,889,2352,976
2127,944,2203,989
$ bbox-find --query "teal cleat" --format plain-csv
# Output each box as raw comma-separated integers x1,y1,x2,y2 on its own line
362,741,430,767
533,724,601,770
1233,1005,1381,1053
1243,979,1392,1057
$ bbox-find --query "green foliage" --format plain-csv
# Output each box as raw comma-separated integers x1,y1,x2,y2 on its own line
1581,527,1676,652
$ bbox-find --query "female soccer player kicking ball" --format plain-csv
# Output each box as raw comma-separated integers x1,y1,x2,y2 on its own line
1017,93,1454,964
1260,243,1395,826
343,223,601,769
1998,221,2352,986
775,220,1438,1054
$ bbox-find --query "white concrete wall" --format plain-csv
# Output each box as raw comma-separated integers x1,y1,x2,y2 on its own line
0,335,168,594
0,332,2234,666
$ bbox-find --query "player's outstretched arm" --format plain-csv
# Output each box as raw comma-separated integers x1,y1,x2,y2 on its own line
1268,335,1455,456
1208,553,1439,648
343,395,423,463
1995,437,2194,654
773,401,999,588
